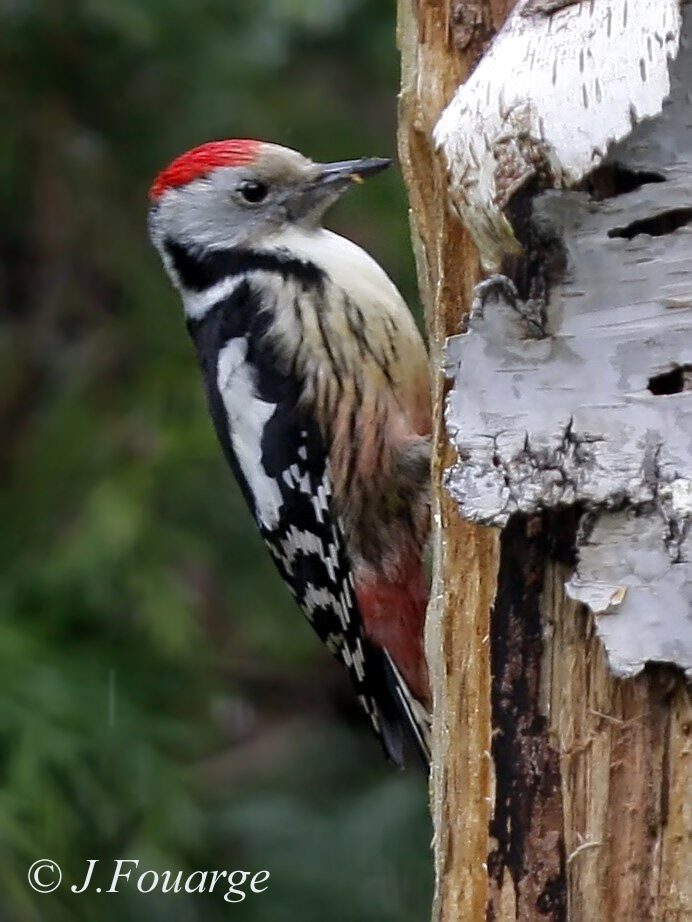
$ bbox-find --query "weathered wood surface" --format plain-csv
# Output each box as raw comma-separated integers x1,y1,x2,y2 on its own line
397,1,513,918
397,1,692,920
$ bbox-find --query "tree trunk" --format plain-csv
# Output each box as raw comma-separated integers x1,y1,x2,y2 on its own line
397,2,692,920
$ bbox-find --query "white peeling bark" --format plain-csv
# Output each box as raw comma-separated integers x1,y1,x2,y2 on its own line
442,0,692,679
398,1,692,920
435,0,681,270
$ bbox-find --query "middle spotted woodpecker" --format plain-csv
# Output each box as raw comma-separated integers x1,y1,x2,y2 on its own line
148,140,431,767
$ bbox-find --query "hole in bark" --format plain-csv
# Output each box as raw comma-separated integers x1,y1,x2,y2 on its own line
580,163,665,201
608,207,692,239
648,365,692,395
502,177,567,307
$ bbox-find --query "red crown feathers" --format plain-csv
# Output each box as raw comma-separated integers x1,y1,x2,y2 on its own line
149,139,262,200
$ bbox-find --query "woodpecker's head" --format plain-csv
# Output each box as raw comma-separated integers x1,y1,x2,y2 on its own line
148,139,390,255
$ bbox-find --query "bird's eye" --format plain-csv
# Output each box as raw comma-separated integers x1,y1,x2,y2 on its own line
239,180,269,204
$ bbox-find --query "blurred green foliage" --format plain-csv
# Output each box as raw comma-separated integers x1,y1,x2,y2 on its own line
0,1,430,920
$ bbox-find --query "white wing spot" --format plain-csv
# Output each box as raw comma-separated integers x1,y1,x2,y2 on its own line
310,495,325,525
324,632,343,654
278,526,324,567
296,471,311,495
336,598,350,632
303,583,341,618
216,338,283,529
352,637,365,682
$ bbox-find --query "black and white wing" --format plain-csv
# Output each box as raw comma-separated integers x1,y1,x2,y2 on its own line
258,416,429,768
185,279,428,767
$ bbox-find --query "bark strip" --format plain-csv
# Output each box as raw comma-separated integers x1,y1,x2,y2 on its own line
398,2,692,921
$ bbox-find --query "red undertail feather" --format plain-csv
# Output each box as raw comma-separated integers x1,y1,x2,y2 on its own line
355,559,429,704
150,139,262,200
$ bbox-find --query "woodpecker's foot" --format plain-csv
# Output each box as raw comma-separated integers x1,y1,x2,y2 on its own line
470,274,547,339
470,274,518,323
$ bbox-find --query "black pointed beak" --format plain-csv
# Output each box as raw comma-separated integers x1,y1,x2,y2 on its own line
286,157,392,223
315,157,392,185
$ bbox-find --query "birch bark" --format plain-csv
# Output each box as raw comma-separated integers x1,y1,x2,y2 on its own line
398,2,692,919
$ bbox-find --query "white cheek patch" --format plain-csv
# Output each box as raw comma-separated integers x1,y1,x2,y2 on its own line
216,337,284,529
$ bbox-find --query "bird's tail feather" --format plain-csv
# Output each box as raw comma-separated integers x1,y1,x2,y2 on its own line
367,646,430,770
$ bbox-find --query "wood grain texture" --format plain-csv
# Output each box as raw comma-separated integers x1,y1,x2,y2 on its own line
398,1,692,920
543,562,692,921
397,1,512,920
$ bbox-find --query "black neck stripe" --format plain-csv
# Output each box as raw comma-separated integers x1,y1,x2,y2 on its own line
165,239,325,292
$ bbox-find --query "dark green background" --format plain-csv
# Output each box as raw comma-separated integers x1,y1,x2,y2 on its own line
0,1,431,920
